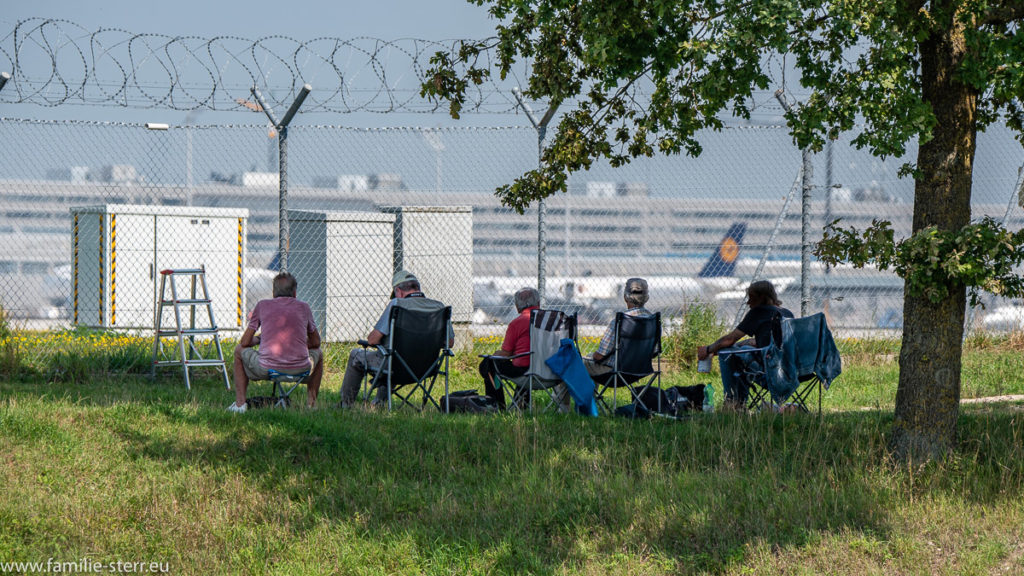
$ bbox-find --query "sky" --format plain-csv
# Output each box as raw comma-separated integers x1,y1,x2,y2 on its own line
4,0,497,40
2,1,1020,204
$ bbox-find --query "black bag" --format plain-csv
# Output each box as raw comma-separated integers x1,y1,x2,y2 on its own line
246,395,287,409
438,390,499,414
666,385,707,412
614,402,652,419
615,385,707,419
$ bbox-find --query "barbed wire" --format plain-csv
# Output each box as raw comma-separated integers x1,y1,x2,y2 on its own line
0,18,538,115
0,18,802,122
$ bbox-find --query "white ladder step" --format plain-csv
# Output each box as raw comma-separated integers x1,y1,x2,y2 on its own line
160,298,212,305
156,327,220,336
154,359,228,367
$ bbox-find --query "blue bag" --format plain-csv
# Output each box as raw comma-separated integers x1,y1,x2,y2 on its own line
544,337,599,417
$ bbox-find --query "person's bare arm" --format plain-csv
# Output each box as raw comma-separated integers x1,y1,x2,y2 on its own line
307,328,321,349
697,328,746,360
366,329,385,346
592,351,607,363
239,327,257,348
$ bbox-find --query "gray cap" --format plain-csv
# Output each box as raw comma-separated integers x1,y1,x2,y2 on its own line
392,269,418,288
624,277,648,297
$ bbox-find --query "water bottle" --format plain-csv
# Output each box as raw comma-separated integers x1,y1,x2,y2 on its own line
703,383,715,413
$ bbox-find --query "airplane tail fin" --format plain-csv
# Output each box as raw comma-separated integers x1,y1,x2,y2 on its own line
698,222,747,278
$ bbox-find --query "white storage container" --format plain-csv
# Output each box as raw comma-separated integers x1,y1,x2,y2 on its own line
70,204,248,330
380,205,473,323
288,210,396,342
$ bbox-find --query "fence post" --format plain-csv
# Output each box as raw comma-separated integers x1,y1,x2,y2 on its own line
512,88,559,306
251,84,311,274
775,89,814,317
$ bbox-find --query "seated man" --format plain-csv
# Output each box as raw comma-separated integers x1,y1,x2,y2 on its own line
696,279,794,409
584,277,653,378
478,287,540,410
338,269,454,407
228,272,324,412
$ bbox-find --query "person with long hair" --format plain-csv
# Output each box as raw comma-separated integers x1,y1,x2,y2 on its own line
696,280,793,410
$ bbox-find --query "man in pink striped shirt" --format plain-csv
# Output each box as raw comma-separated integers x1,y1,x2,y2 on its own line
228,273,324,412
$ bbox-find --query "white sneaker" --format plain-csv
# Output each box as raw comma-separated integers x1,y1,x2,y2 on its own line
226,402,247,413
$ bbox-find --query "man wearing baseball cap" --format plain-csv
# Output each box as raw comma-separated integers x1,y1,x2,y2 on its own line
584,277,653,378
338,268,454,407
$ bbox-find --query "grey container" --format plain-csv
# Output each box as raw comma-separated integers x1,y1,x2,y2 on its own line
288,210,396,342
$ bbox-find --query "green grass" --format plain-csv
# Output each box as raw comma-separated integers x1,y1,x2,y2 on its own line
1,329,1024,574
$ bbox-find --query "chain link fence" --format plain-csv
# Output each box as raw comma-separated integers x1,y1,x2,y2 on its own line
1,117,1022,362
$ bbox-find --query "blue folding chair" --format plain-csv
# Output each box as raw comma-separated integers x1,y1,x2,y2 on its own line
267,368,311,409
718,312,841,412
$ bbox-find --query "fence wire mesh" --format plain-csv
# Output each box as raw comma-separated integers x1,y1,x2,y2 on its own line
1,117,1022,363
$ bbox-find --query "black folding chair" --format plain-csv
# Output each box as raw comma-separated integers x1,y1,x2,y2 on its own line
360,304,454,412
480,309,577,413
593,312,663,414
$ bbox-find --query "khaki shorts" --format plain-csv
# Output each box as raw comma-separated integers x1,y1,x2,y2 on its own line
240,346,322,381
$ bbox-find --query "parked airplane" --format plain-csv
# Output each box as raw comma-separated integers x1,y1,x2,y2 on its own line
980,301,1024,331
472,223,752,324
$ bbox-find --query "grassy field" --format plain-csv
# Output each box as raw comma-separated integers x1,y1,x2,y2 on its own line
2,327,1024,575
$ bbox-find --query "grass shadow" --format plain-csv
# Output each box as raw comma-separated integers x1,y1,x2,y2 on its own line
2,377,1023,574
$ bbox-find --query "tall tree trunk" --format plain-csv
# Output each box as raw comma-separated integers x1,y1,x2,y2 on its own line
890,8,977,462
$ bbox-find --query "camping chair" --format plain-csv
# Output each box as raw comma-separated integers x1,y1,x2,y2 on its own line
592,312,664,414
720,312,841,413
480,309,577,413
360,304,454,412
267,368,311,408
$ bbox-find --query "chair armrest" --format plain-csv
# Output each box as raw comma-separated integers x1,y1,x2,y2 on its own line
718,344,771,357
479,351,532,361
357,339,386,355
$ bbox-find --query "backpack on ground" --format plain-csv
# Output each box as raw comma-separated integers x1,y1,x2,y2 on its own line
438,390,499,414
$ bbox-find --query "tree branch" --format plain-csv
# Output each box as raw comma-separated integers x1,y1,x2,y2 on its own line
984,3,1024,25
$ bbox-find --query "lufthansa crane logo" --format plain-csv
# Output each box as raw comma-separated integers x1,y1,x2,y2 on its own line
719,237,740,263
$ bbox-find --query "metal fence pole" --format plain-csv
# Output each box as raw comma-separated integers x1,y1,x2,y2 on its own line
824,140,834,308
775,89,814,317
512,88,559,305
279,125,290,271
251,84,311,274
735,169,802,326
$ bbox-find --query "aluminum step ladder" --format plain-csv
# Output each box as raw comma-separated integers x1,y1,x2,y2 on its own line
152,268,231,390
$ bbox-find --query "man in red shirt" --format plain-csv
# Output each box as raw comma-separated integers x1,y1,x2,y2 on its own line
478,287,540,410
228,272,324,412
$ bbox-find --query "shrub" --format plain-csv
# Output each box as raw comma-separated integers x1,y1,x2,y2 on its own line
0,303,23,378
662,300,728,369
